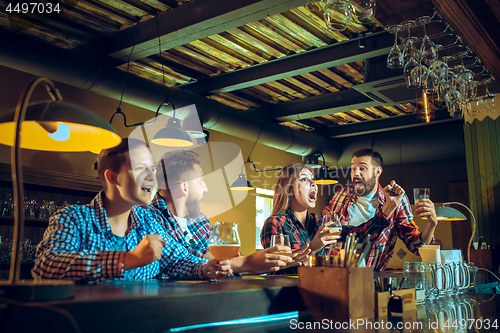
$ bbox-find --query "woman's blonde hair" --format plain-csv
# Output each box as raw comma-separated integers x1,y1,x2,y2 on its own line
271,164,312,215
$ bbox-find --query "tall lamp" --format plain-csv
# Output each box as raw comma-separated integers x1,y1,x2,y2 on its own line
0,77,121,301
435,202,475,264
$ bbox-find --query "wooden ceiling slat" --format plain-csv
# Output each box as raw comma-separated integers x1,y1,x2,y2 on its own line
117,62,179,86
96,0,150,18
205,34,268,64
283,77,323,96
264,14,327,48
162,50,222,76
210,94,252,110
137,58,194,83
363,107,392,118
299,73,340,92
214,92,260,109
253,84,294,102
278,78,316,97
317,68,353,88
246,21,304,54
289,7,349,43
334,64,364,83
189,40,250,68
77,0,136,26
349,110,376,120
172,46,234,73
238,87,277,104
226,28,285,59
265,81,307,99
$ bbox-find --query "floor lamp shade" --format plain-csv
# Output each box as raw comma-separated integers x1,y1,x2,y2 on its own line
435,206,467,221
0,101,121,151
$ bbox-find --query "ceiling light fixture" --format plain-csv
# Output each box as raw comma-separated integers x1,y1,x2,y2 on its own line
0,77,121,301
229,116,280,191
109,14,193,148
309,152,338,185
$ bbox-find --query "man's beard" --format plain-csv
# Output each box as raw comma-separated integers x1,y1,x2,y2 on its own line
185,192,202,219
353,175,377,196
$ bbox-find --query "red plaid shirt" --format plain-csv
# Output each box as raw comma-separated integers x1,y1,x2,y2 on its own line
322,184,428,271
261,209,325,274
148,193,212,258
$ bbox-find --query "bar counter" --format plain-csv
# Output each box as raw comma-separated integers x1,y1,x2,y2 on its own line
0,275,498,333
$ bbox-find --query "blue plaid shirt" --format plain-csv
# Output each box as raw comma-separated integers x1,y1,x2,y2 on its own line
149,193,212,258
32,192,208,282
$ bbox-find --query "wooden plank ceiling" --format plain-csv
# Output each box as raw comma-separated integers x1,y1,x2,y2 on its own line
0,0,498,137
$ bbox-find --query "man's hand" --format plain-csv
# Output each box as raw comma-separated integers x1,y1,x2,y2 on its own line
124,234,167,271
415,198,438,245
236,246,293,274
415,198,438,226
309,222,341,254
381,180,405,219
202,259,232,279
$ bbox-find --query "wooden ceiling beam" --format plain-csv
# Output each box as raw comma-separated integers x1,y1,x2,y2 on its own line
247,88,378,121
90,0,306,62
319,109,459,138
432,0,500,82
182,31,394,94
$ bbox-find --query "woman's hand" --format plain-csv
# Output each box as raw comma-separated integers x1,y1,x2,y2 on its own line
309,223,340,254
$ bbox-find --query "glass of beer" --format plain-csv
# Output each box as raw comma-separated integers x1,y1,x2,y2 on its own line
322,215,342,253
270,234,292,258
208,221,240,277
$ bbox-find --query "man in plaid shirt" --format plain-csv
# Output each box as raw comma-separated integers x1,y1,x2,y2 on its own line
150,150,293,274
322,148,438,271
32,139,230,282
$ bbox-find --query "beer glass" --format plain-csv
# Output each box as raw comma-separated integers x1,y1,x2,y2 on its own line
413,188,430,204
208,222,240,277
322,215,342,254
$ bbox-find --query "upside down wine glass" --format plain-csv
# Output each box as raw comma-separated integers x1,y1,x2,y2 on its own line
387,25,403,69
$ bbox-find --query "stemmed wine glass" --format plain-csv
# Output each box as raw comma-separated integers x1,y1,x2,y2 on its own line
207,221,240,278
466,81,481,116
387,25,403,69
482,79,496,113
324,0,352,32
419,16,438,66
305,0,325,12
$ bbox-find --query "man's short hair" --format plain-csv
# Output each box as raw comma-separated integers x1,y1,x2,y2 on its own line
157,150,201,190
352,148,383,168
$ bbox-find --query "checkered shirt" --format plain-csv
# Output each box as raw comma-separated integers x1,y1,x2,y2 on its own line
149,193,212,258
260,209,325,275
32,192,207,282
321,184,428,271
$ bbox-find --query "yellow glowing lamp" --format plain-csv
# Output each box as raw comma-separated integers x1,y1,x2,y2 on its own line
0,101,121,151
314,166,338,185
230,174,255,191
151,117,193,147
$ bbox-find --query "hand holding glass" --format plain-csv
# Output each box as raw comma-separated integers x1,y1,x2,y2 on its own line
270,234,293,258
322,215,342,251
208,222,240,277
